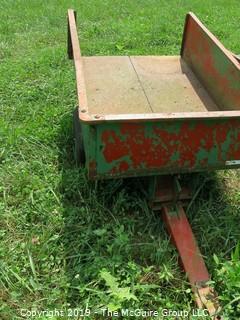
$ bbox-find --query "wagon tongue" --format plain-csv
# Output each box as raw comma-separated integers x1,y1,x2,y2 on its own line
151,176,221,319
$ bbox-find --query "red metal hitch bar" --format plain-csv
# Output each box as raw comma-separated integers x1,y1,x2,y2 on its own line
151,176,221,319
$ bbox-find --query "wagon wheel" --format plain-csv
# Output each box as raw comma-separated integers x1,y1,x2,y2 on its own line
73,107,85,166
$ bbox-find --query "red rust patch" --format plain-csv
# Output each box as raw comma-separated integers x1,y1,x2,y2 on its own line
101,120,240,174
183,16,240,109
102,130,128,161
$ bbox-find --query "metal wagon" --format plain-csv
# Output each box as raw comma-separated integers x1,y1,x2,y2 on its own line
67,10,240,318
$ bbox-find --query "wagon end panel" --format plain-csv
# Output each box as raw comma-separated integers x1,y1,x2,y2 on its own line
79,121,97,179
90,119,240,179
181,13,240,111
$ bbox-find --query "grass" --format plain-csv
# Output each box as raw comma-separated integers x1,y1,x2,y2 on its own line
0,0,240,319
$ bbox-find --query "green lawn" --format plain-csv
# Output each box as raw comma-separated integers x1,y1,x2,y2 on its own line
0,0,240,319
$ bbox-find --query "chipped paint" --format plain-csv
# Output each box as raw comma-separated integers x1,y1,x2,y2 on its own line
70,12,240,180
182,13,240,111
89,118,240,179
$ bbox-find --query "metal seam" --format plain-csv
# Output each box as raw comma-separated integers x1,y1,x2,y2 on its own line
129,56,154,113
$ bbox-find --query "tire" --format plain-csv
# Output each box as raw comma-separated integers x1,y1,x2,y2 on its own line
73,107,85,166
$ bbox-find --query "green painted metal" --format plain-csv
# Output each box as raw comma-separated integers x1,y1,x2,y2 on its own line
80,117,240,179
182,13,240,111
72,12,240,180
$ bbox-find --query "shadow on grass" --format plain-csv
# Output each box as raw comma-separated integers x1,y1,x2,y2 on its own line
185,171,240,265
57,111,240,309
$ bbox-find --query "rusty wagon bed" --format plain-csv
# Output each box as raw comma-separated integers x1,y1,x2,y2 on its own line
82,56,218,115
67,10,240,315
68,10,240,179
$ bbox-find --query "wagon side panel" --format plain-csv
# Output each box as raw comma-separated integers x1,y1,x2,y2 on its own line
91,118,240,179
181,13,240,111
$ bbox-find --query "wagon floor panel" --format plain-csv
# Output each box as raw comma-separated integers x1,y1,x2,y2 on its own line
83,56,152,115
83,56,219,115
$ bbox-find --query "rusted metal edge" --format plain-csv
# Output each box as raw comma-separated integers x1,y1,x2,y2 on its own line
229,51,240,63
67,9,88,114
181,12,240,70
180,11,191,57
89,161,240,180
80,110,240,124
